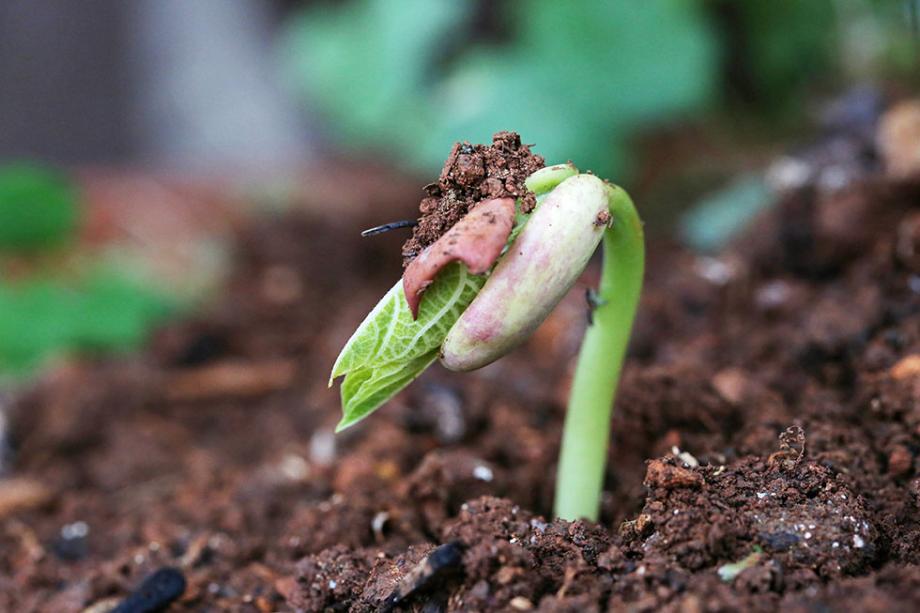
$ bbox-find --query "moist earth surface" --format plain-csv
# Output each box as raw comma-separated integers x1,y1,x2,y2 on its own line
1,142,919,611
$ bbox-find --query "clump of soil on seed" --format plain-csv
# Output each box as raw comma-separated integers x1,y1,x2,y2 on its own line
401,131,544,266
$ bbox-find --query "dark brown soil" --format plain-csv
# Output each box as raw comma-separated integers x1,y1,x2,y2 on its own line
1,146,919,610
401,131,544,265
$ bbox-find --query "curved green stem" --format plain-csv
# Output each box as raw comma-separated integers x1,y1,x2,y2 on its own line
554,183,644,521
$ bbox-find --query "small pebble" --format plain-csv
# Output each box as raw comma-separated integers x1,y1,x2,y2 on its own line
279,454,310,481
309,431,336,466
112,567,186,613
694,256,735,286
472,464,494,482
371,511,390,541
384,542,463,609
54,521,90,561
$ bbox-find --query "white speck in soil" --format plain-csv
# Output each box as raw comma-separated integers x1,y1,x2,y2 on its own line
371,511,389,538
818,165,850,192
909,275,920,294
279,453,310,480
328,580,338,589
853,534,866,548
694,256,734,286
756,280,792,310
309,430,336,466
671,446,699,467
61,521,89,540
472,464,494,482
767,155,812,190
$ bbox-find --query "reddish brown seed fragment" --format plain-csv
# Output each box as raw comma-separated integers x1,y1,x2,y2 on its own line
403,198,515,319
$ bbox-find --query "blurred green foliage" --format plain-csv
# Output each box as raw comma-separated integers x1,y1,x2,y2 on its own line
0,163,178,378
282,0,716,176
679,175,770,252
0,267,176,376
283,0,918,178
734,1,838,106
0,163,78,251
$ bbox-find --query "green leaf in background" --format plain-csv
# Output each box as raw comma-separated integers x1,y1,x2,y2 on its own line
280,0,716,178
281,0,469,155
679,175,770,252
0,163,78,251
331,262,485,430
0,268,176,378
738,0,837,108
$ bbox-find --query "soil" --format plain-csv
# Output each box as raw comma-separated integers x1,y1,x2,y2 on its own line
401,131,544,266
1,141,919,611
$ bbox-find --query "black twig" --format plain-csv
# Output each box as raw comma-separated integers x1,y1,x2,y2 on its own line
361,219,418,237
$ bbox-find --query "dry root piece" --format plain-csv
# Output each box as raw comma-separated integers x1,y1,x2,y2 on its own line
0,478,53,519
768,425,807,470
166,360,296,400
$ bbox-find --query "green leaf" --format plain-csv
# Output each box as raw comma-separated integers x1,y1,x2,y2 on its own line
0,163,78,251
282,0,715,177
332,262,485,430
338,351,439,431
0,266,176,377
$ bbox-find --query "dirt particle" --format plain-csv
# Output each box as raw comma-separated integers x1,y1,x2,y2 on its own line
768,425,807,470
0,478,52,519
382,541,463,609
644,458,704,489
887,444,913,476
890,354,920,380
111,567,186,613
711,368,748,405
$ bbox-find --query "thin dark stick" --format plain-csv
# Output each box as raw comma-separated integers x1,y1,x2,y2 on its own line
361,219,418,237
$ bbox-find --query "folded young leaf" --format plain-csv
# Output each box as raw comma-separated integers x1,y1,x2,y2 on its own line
338,351,438,431
331,262,485,430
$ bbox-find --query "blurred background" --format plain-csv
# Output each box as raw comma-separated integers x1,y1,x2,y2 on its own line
0,0,918,379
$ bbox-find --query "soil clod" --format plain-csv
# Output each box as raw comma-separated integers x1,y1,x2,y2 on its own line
112,567,187,613
383,541,464,610
3,117,920,611
401,131,544,266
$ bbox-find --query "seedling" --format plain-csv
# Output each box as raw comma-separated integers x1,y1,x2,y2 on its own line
331,150,644,521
